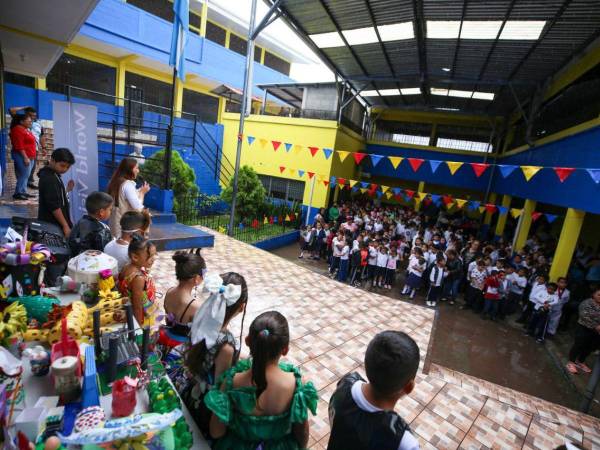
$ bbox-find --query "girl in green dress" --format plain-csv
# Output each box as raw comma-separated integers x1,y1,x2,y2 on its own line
205,311,318,450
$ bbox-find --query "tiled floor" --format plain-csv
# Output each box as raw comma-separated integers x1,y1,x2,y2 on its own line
152,228,600,449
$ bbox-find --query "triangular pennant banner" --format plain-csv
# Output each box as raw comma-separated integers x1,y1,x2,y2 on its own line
388,156,403,169
404,189,415,199
322,148,333,159
298,170,305,178
498,164,518,178
247,136,255,145
392,187,402,195
376,191,383,198
485,204,497,214
429,160,442,173
430,194,442,204
545,213,558,223
446,161,463,175
289,168,296,176
510,208,522,218
284,142,292,152
370,154,384,167
361,182,370,189
521,165,542,181
272,140,281,151
309,146,319,157
330,176,337,186
381,185,390,193
279,166,286,174
470,163,490,178
360,188,368,193
251,219,259,228
353,152,367,165
408,158,424,172
497,206,508,215
285,215,290,222
553,167,575,183
455,199,468,209
269,216,274,224
478,206,486,214
323,180,330,187
338,177,347,186
317,174,324,182
531,211,543,221
259,138,268,149
263,217,269,224
349,180,358,188
385,191,393,199
371,183,379,190
418,192,428,201
469,201,481,210
293,144,303,155
352,186,359,193
307,172,315,179
442,195,454,205
587,169,600,184
337,151,350,162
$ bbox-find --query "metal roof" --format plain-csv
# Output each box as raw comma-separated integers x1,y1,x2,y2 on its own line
257,82,337,108
267,0,600,116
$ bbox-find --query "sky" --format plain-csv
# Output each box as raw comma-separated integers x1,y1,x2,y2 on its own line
208,0,335,83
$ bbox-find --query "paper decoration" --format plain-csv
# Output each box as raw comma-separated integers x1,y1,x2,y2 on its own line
553,167,575,183
521,166,542,181
238,222,244,229
371,183,379,190
455,199,467,209
284,143,292,152
587,169,600,184
353,152,367,164
264,217,269,224
431,194,442,204
247,136,255,145
478,206,486,214
442,195,453,205
293,144,303,155
385,191,393,199
273,216,278,224
251,219,259,228
429,160,442,173
497,206,508,215
317,174,324,182
446,161,463,175
470,163,490,178
279,166,286,173
338,177,346,186
388,156,403,169
259,138,268,148
349,180,358,188
360,188,368,193
298,170,305,178
323,180,330,187
545,213,558,223
308,146,319,157
418,192,428,201
285,215,291,222
330,176,337,186
404,189,415,199
352,186,359,192
307,171,315,179
337,151,350,162
485,204,497,214
381,185,390,193
510,208,522,218
408,158,424,172
531,212,543,221
322,148,333,159
376,191,383,198
370,154,384,166
470,201,480,210
392,187,402,195
272,141,281,151
269,216,274,224
498,164,518,178
361,182,369,189
288,168,296,176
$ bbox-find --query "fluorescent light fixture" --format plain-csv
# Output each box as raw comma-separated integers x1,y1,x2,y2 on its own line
377,89,401,96
472,91,495,100
435,107,460,111
342,27,378,45
431,88,449,96
449,89,472,98
460,21,503,39
309,31,345,48
427,21,461,38
500,21,546,40
400,87,422,95
442,67,451,72
377,22,414,41
361,90,380,97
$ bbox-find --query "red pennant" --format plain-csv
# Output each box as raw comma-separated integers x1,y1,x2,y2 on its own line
405,189,415,199
553,167,575,183
442,195,453,205
290,213,296,221
368,189,376,197
279,166,286,173
323,180,329,186
251,219,259,229
353,152,367,165
338,177,346,186
278,216,283,224
371,183,378,190
307,171,315,179
423,198,432,206
394,194,402,201
531,212,543,222
408,158,424,172
309,146,319,157
272,141,281,151
470,163,490,178
485,204,497,214
269,216,274,224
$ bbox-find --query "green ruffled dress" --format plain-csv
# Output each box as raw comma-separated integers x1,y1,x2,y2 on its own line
204,359,318,450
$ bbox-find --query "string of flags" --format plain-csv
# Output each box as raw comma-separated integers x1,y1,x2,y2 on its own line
216,213,298,234
245,135,600,185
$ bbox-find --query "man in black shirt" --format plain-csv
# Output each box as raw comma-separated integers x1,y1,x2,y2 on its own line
38,148,75,237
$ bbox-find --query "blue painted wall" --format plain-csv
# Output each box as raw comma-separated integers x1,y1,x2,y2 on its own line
253,230,299,251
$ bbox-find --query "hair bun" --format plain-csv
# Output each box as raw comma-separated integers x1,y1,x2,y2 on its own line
172,251,190,263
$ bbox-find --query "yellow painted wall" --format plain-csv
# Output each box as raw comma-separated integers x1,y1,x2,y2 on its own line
221,113,342,208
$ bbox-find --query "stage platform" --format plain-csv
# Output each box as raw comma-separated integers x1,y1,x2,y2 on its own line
151,228,600,450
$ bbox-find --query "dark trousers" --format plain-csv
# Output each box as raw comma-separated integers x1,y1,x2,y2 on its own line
528,309,550,339
466,286,483,311
337,259,349,282
330,256,340,273
517,301,534,323
385,268,396,286
427,285,443,304
505,292,522,316
482,298,500,319
569,324,600,363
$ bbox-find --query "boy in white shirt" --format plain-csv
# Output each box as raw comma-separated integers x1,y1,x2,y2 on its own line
375,245,389,288
547,277,570,337
526,282,558,343
507,267,528,316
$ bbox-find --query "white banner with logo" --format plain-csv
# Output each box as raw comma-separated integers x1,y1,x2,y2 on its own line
52,101,98,224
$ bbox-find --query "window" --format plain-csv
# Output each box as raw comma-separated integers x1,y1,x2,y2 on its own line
189,10,201,29
182,89,219,123
254,47,263,63
3,71,35,88
392,134,430,146
229,34,247,56
258,175,305,203
206,21,226,46
264,52,291,76
127,0,173,22
436,138,492,153
47,54,116,101
125,72,172,110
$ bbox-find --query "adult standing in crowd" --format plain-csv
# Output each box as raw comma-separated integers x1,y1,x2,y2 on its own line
9,106,45,190
107,157,150,237
9,113,36,200
566,287,600,374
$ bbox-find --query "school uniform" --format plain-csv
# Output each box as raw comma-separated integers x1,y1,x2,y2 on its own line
506,273,527,315
385,255,399,286
330,237,343,273
482,276,502,319
367,247,378,281
376,251,389,281
527,289,559,341
406,260,425,290
427,264,446,305
518,281,546,323
547,287,570,336
467,267,487,311
337,245,350,282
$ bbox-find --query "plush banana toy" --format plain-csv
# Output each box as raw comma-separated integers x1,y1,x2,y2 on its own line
0,301,27,345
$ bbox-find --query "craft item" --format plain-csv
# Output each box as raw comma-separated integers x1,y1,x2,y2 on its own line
67,251,118,285
0,241,51,266
56,276,81,293
51,356,81,402
50,318,82,377
74,406,105,433
111,378,137,417
97,269,115,293
0,301,27,346
82,346,100,409
13,406,45,442
10,296,59,323
23,346,51,376
148,377,192,449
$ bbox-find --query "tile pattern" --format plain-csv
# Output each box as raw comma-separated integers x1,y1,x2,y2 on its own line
151,228,600,449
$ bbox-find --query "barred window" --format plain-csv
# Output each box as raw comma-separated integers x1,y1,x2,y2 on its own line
3,71,35,88
206,21,226,46
125,72,171,110
264,52,291,76
182,89,219,123
258,175,305,203
229,34,247,56
254,47,263,63
127,0,173,22
47,54,116,101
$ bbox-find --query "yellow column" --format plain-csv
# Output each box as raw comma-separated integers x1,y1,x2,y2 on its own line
174,77,184,118
495,194,512,236
549,208,585,281
260,48,265,64
514,199,536,252
415,181,425,211
115,60,127,106
484,192,497,225
35,78,46,90
199,0,208,37
225,30,231,49
217,97,225,123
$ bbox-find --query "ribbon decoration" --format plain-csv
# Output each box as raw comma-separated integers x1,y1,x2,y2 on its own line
337,151,350,163
272,141,281,151
521,166,542,181
388,156,403,169
470,163,490,178
510,208,523,218
553,167,575,183
408,158,424,172
353,152,367,165
429,160,442,173
322,148,333,159
284,142,292,152
446,161,463,175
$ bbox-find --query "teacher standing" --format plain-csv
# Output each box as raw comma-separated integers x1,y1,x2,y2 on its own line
107,157,150,237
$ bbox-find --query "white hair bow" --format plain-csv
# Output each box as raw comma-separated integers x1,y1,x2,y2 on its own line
190,273,242,348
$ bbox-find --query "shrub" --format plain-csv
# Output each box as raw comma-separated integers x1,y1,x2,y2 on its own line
220,165,266,219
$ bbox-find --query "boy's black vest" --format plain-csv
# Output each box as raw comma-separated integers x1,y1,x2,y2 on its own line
327,372,409,450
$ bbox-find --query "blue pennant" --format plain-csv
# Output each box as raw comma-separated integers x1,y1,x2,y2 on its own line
498,164,518,178
322,148,333,159
360,181,369,189
430,194,442,204
392,187,402,195
376,191,383,198
429,160,442,173
352,186,359,192
298,170,305,178
238,222,245,229
247,136,255,145
330,176,337,186
273,216,279,223
370,154,384,166
284,143,292,152
497,206,508,215
470,201,481,210
545,213,558,223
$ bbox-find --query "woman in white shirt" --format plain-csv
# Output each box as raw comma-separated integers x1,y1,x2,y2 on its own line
107,157,150,237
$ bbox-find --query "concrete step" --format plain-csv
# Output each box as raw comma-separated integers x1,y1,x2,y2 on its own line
149,222,214,251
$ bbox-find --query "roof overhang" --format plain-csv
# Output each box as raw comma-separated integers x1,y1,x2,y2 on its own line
257,82,338,109
210,84,262,103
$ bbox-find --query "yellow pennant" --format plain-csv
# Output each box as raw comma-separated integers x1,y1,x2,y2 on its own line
414,195,422,204
418,192,428,201
510,208,523,218
349,180,358,188
293,144,303,155
263,217,269,224
288,168,296,176
478,206,486,214
381,185,390,193
455,199,468,209
337,150,350,163
388,156,403,169
446,161,463,175
218,226,226,234
521,165,542,181
259,138,268,149
285,214,291,222
360,188,368,193
317,174,324,182
385,191,393,199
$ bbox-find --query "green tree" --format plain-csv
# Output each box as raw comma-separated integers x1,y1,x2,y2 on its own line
221,165,266,219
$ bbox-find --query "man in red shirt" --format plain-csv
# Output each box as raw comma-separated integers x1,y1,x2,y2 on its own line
9,114,37,200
